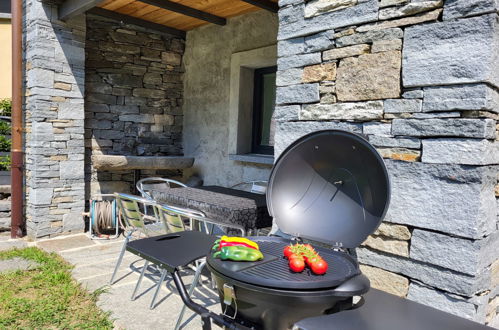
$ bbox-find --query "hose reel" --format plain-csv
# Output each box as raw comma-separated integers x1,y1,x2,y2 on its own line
86,194,121,240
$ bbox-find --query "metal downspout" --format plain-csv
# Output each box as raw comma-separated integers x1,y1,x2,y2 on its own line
11,0,23,238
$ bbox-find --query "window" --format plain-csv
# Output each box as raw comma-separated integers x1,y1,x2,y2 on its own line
252,66,277,155
0,1,10,14
228,45,277,164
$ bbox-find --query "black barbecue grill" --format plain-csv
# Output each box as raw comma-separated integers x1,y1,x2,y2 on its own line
205,129,391,329
128,129,494,330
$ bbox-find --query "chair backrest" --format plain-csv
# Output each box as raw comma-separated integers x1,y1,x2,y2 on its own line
154,203,247,236
114,193,163,236
154,203,205,233
136,177,187,200
231,180,268,194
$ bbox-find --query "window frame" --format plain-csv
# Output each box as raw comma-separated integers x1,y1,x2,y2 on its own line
251,65,277,155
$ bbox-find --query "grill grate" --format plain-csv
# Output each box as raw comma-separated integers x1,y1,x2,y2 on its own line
240,241,355,283
208,237,360,290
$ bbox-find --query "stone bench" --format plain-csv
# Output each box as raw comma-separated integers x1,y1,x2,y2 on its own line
91,155,195,171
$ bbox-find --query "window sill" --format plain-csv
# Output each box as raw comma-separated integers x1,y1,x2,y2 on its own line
229,153,274,165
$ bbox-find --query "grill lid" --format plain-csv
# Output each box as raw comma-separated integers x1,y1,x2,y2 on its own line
267,130,390,248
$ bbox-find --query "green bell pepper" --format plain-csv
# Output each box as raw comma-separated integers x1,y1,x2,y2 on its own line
212,245,264,262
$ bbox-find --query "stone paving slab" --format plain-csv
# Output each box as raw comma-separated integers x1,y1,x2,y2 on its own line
97,276,221,330
0,231,11,241
72,254,142,280
0,239,27,251
36,234,97,252
0,257,40,273
78,267,140,293
60,241,125,265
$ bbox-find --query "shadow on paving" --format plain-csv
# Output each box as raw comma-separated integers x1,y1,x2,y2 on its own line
32,233,223,330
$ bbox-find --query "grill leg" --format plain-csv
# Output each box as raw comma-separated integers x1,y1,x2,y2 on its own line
132,260,149,301
175,260,206,330
201,313,212,330
150,269,168,309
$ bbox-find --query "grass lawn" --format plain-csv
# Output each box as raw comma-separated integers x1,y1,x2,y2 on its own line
0,247,113,329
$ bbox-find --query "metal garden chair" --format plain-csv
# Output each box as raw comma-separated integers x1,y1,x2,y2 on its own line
109,193,166,287
231,180,268,194
136,177,188,218
136,177,187,200
150,203,246,329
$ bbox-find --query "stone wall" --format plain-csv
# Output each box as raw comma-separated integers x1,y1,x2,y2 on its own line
182,10,278,186
275,0,498,326
24,0,86,238
85,14,185,195
0,185,11,231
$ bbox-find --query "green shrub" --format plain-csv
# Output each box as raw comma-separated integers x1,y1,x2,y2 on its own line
0,135,11,152
0,155,10,171
0,99,11,117
0,121,10,135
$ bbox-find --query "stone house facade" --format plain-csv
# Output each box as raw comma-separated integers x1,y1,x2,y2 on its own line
274,0,499,325
21,0,498,326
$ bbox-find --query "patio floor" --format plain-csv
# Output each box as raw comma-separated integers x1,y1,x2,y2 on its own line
1,232,222,329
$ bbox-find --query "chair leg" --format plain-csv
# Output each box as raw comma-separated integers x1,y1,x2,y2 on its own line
131,260,149,301
109,233,131,285
174,260,206,330
150,269,168,309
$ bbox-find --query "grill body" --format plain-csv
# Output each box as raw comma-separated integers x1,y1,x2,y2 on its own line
207,236,369,329
207,130,390,329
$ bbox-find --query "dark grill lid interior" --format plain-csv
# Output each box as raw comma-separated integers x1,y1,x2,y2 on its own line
207,236,360,290
267,130,391,248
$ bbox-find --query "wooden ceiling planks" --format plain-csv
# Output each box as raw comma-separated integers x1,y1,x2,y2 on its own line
97,0,276,31
151,0,257,30
99,0,135,11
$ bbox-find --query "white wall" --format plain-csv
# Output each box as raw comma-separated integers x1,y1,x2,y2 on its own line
182,10,278,186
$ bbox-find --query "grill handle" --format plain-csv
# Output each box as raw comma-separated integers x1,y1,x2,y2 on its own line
172,271,250,330
331,273,370,296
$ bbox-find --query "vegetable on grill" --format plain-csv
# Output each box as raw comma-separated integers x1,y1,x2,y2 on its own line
289,255,305,272
212,236,260,251
213,245,264,262
283,243,329,275
310,258,328,275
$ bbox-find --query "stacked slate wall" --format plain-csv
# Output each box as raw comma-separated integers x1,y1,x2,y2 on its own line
85,14,185,196
275,0,498,326
24,0,86,238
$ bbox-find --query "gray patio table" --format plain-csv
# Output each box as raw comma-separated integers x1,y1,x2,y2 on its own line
151,185,273,234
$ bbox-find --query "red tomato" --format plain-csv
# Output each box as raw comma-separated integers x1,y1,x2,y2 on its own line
303,244,315,253
305,256,320,267
289,258,305,273
310,259,328,275
283,246,293,258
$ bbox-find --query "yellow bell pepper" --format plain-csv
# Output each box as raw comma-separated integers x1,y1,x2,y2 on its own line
220,235,259,250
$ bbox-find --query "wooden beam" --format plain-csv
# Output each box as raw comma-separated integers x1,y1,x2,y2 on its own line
59,0,102,20
88,7,186,38
240,0,279,13
138,0,226,26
